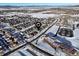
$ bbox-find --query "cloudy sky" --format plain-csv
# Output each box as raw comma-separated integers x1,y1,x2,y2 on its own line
0,0,79,3
0,0,79,6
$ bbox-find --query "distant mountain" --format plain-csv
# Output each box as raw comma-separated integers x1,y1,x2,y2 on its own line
72,5,79,7
0,4,79,8
0,5,57,7
0,5,20,8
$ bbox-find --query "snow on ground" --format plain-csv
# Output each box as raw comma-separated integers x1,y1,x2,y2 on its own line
0,12,60,18
32,25,67,56
73,29,79,38
66,37,79,49
70,14,79,17
45,25,79,49
46,25,59,34
37,10,54,14
33,35,67,56
65,29,79,49
9,48,33,56
29,13,59,18
9,51,22,56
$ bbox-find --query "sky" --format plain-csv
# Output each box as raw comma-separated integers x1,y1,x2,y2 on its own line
0,0,79,6
0,0,79,3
